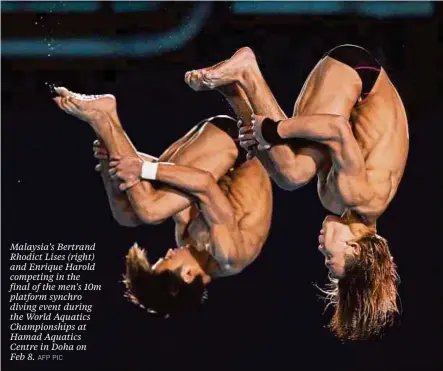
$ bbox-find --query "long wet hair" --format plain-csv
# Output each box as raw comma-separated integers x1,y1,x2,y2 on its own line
122,243,207,318
322,234,399,340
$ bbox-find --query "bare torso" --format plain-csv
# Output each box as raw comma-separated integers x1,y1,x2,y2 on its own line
175,158,273,277
294,57,409,219
319,70,408,218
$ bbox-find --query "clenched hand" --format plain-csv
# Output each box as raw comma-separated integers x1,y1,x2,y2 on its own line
238,113,272,159
108,156,143,191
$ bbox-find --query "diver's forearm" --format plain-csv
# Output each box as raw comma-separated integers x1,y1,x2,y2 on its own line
153,163,212,197
270,114,344,144
256,146,307,189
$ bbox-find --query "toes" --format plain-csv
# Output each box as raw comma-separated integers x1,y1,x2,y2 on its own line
184,69,212,91
68,97,81,108
70,92,89,103
62,97,77,114
53,96,63,108
56,88,110,103
59,97,69,110
54,86,70,97
185,71,191,84
201,71,216,89
190,70,201,84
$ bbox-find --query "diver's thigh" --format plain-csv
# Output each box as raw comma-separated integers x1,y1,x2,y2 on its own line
167,122,238,180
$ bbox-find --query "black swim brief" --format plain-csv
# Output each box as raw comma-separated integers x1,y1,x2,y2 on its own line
324,44,382,100
196,115,245,169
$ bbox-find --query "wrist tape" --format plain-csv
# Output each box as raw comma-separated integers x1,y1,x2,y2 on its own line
141,162,159,180
261,118,286,145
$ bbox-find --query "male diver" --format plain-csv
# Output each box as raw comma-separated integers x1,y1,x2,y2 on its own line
53,86,272,318
185,45,408,340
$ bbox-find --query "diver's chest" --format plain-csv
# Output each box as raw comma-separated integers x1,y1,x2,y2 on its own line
187,212,211,252
322,169,341,200
318,167,345,213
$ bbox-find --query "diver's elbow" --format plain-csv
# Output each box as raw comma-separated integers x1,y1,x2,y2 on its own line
112,212,141,228
273,167,312,191
135,206,166,226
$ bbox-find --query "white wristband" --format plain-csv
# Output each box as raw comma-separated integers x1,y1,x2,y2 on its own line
141,162,159,180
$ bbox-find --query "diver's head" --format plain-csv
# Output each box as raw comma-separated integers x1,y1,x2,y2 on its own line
318,212,399,340
318,213,373,278
123,244,210,318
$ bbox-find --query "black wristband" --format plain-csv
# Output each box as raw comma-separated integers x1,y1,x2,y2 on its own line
261,118,286,144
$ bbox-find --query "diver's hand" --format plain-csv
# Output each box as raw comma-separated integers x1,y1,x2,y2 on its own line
108,156,143,191
93,140,109,172
236,119,254,160
249,113,272,151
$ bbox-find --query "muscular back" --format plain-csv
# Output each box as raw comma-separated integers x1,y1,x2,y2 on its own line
321,70,409,218
182,158,272,275
295,57,409,217
350,70,409,214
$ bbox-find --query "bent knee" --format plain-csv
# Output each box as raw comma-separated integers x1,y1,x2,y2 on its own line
174,122,238,180
113,213,141,228
203,122,239,157
295,57,362,117
274,164,316,191
131,201,167,225
320,56,362,88
136,210,166,225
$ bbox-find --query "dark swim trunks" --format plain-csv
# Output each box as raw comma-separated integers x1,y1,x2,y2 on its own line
195,115,245,169
325,44,382,100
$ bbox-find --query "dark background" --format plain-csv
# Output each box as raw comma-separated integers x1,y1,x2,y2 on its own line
2,2,442,371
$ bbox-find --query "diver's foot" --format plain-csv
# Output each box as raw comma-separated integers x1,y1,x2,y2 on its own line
53,86,117,133
184,47,258,91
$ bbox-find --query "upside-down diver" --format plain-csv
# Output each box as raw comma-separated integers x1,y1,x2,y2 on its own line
53,85,272,318
185,44,409,340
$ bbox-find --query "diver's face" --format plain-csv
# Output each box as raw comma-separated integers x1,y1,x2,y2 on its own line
318,215,359,278
152,247,201,283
